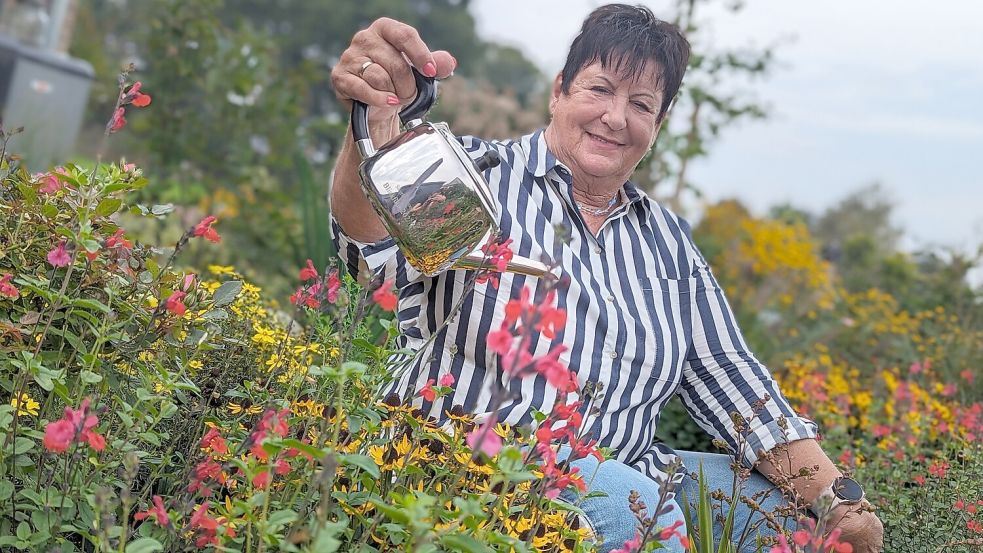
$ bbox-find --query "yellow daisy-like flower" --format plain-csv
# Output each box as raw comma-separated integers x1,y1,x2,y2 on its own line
188,359,203,370
227,402,263,416
208,265,236,276
10,393,39,416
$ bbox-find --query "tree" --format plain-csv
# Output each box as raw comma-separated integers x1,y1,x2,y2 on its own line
635,0,776,213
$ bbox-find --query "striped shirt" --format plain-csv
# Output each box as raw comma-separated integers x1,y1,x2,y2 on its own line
331,129,817,482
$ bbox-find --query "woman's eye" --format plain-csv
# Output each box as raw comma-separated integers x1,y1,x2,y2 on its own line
591,86,610,94
633,101,653,112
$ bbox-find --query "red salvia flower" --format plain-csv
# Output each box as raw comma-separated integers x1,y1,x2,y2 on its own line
418,379,437,402
299,259,318,281
0,273,19,299
372,280,398,311
165,290,187,316
133,495,170,527
192,215,221,243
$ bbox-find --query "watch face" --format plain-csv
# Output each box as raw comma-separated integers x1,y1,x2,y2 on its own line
834,477,865,502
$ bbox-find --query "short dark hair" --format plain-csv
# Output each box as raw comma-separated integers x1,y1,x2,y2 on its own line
560,4,691,120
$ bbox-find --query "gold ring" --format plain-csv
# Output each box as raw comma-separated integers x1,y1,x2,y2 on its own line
358,60,374,77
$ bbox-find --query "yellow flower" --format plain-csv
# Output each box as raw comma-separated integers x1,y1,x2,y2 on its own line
227,402,263,416
10,393,39,416
188,359,203,370
208,265,236,276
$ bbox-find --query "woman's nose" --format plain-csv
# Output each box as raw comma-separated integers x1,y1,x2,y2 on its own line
601,97,628,131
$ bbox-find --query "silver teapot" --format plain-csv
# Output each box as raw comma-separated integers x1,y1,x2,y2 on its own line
351,69,548,278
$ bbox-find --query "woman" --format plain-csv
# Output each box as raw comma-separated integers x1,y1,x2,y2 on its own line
329,4,883,552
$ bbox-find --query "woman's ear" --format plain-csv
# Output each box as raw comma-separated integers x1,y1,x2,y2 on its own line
549,73,563,114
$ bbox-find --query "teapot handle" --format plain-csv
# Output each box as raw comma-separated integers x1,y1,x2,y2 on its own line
350,67,437,156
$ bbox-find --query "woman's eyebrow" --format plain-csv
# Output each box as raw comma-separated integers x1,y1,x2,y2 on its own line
596,75,658,101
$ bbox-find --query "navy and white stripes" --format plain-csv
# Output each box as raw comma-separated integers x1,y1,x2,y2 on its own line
330,129,817,482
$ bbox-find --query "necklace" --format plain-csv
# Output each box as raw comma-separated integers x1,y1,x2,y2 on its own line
575,193,619,216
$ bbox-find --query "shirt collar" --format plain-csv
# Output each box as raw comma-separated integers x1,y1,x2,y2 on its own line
521,128,652,215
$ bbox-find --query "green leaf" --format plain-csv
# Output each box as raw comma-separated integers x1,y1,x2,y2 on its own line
440,533,495,553
212,281,242,307
202,309,228,321
0,480,14,501
124,537,164,553
80,370,103,384
339,453,380,479
281,438,324,460
265,509,297,529
95,198,123,217
150,204,174,216
71,298,111,313
13,437,34,455
16,521,29,540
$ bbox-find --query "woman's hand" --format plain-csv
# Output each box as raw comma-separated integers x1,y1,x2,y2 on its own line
330,17,457,119
828,501,884,552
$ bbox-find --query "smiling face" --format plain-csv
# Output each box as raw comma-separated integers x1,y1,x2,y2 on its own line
545,61,665,193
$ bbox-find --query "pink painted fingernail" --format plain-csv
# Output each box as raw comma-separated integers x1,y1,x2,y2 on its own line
386,95,400,106
423,62,437,78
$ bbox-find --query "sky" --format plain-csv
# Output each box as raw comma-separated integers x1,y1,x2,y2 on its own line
471,0,983,266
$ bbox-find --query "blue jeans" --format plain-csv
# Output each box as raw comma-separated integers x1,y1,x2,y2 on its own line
559,449,795,553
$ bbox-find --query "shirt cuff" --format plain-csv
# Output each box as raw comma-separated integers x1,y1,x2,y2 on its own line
741,414,820,469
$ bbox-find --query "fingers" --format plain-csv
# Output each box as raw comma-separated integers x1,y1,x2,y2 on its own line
374,18,437,78
431,50,458,79
331,17,459,109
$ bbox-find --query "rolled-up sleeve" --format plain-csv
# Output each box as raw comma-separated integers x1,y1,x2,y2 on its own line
329,216,423,289
676,229,818,469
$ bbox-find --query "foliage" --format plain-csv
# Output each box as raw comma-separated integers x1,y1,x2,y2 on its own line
676,197,983,551
0,101,675,550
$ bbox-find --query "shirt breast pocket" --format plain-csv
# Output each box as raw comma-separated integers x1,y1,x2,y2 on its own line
635,276,695,384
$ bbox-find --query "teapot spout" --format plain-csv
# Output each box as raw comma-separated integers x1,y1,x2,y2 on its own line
455,251,551,278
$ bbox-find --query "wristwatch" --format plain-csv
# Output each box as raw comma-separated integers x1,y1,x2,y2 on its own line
809,476,865,517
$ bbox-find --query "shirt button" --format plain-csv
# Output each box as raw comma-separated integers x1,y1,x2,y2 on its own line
609,351,618,359
606,295,615,302
594,246,602,254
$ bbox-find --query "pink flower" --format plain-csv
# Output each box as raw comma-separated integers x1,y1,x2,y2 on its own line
658,519,690,549
192,216,221,243
105,228,133,251
108,107,126,132
200,428,228,455
0,273,19,299
439,373,455,387
908,361,923,374
372,280,398,311
165,291,187,316
43,398,104,453
125,82,152,107
326,270,341,303
39,172,63,194
252,470,270,489
487,326,514,356
47,240,71,267
134,495,170,527
769,533,794,553
418,379,437,402
43,419,75,453
535,346,577,392
299,259,318,281
610,531,642,553
466,422,502,458
961,369,975,384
